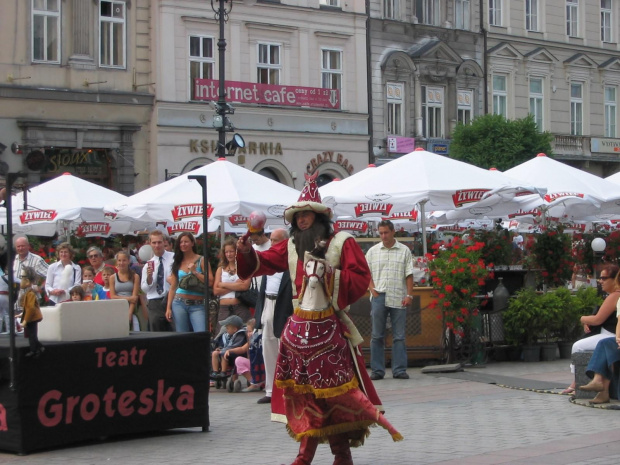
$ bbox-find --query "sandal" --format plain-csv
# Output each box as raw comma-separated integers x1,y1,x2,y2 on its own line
561,386,575,395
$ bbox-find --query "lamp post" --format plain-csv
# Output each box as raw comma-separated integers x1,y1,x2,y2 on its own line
211,0,234,157
591,237,607,288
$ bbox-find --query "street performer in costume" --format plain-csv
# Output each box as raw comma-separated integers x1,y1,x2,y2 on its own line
236,173,402,465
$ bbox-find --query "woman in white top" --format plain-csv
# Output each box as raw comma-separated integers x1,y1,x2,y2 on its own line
213,237,251,334
45,242,81,305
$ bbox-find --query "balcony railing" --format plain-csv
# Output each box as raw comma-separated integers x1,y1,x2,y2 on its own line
552,135,591,157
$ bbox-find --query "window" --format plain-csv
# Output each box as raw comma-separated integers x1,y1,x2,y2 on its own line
384,0,400,19
257,43,281,85
601,0,612,42
457,90,473,125
415,0,440,26
387,83,404,135
32,0,60,63
189,36,214,100
567,0,579,37
492,75,507,117
570,82,583,135
605,86,617,138
99,1,126,68
455,0,470,30
422,86,444,138
526,0,539,32
489,0,502,26
529,78,544,131
320,0,340,6
321,49,342,90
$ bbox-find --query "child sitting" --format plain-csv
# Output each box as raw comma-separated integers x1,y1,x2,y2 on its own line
211,315,247,380
81,266,106,300
69,285,85,301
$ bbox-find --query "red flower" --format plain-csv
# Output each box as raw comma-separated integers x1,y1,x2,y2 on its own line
444,285,454,293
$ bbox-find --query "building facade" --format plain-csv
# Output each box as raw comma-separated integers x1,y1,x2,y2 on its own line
484,0,620,176
0,0,154,194
152,0,369,189
369,0,485,160
369,0,620,177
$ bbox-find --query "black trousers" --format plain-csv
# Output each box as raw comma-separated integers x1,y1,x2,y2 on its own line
147,296,175,332
25,321,43,352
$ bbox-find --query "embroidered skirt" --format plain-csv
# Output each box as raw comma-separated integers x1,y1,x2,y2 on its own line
275,308,402,445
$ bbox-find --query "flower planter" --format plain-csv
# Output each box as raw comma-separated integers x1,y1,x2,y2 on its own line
540,342,558,361
558,341,573,359
521,344,541,362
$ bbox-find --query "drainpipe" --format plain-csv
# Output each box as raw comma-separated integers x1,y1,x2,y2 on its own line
481,0,488,114
365,0,374,164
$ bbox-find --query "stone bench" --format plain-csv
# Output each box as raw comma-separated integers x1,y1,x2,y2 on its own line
573,350,620,400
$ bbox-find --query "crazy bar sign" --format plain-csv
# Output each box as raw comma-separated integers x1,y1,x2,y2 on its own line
171,204,214,221
20,210,58,223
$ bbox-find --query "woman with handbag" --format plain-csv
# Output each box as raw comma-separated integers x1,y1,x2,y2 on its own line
165,232,214,332
213,238,252,334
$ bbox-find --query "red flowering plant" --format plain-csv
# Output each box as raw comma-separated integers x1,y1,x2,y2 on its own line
528,225,574,287
427,237,490,337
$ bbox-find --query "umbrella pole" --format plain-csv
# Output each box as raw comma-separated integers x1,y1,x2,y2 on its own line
187,175,210,335
220,217,225,249
419,200,428,257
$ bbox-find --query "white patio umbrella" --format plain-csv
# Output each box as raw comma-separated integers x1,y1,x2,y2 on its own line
0,173,147,237
319,149,545,254
105,158,300,235
505,153,620,223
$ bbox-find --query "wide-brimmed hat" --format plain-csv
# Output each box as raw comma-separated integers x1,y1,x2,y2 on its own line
284,172,332,224
219,315,244,329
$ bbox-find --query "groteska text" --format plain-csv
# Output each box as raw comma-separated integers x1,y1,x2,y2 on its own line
37,380,195,427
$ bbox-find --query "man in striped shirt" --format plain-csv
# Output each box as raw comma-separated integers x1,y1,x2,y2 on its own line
366,220,414,380
13,236,49,309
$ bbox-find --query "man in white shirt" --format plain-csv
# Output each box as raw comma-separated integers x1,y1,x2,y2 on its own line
141,230,175,331
366,220,414,380
13,236,48,309
252,229,293,405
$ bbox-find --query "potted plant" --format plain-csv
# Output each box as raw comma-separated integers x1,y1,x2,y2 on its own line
427,237,490,363
504,288,543,362
529,226,575,288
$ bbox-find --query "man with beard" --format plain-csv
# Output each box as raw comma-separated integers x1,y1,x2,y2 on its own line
236,173,402,465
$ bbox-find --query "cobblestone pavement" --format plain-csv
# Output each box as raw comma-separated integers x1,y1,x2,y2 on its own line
2,360,620,465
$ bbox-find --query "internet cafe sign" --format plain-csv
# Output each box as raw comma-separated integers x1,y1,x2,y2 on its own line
193,79,340,110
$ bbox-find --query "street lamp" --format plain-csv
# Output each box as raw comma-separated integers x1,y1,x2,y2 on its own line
591,237,607,285
210,0,242,157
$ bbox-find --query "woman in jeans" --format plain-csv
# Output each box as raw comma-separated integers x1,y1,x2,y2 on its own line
166,232,214,332
213,237,251,335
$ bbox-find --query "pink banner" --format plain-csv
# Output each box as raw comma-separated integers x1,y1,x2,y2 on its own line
193,79,340,109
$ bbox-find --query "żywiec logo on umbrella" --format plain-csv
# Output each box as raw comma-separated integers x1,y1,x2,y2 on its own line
76,222,112,237
228,215,248,226
171,204,214,221
354,202,393,217
167,221,200,235
508,208,542,219
19,210,58,224
334,220,368,233
544,192,585,202
451,189,490,208
384,209,418,221
104,211,118,220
